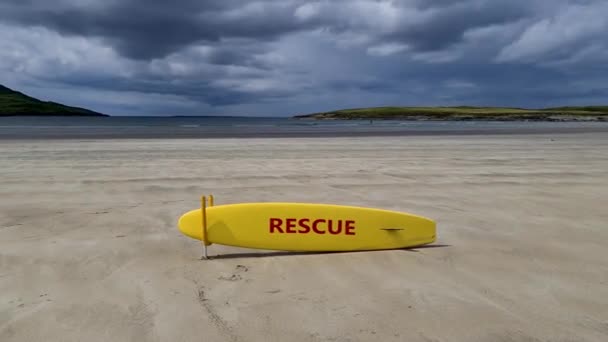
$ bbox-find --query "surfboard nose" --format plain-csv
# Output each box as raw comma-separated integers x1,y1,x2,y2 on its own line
178,209,202,241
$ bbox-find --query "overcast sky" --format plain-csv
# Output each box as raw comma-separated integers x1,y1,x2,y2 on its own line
1,0,607,116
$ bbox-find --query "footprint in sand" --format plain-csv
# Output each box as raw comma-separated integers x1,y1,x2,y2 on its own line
218,274,242,281
218,264,249,282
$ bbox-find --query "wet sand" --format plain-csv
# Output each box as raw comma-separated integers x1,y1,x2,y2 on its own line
1,133,608,341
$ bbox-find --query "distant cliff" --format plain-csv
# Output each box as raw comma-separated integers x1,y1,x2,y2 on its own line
293,106,608,121
0,84,107,116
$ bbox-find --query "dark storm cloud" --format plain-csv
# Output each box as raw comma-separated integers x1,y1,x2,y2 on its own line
0,0,536,59
387,1,529,51
1,0,607,115
1,0,304,59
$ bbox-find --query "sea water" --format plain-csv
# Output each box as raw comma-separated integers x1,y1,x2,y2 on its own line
0,116,607,139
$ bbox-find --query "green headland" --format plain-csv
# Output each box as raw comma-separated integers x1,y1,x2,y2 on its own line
294,106,608,121
0,84,107,117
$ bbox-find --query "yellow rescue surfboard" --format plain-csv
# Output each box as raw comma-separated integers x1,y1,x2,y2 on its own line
178,195,436,257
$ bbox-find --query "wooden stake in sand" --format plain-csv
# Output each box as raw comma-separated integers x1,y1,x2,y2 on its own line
201,195,208,260
200,194,215,260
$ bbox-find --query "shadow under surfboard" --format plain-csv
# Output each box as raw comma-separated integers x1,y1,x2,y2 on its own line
204,244,451,260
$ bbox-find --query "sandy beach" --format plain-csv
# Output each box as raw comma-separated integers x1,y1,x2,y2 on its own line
1,133,607,342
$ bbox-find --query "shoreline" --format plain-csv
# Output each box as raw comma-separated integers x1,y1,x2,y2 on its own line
2,124,608,140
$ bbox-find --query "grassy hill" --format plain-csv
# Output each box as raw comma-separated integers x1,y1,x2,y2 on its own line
294,106,608,121
0,84,107,116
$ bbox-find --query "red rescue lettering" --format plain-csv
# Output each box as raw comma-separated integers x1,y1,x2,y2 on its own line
312,219,326,234
285,218,297,233
269,218,283,233
269,218,355,235
298,218,311,233
328,220,342,235
345,220,355,235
